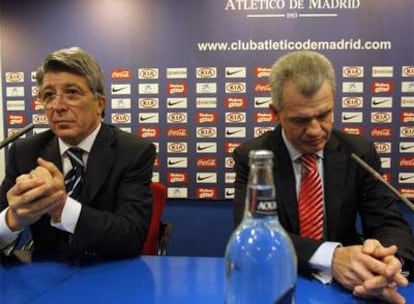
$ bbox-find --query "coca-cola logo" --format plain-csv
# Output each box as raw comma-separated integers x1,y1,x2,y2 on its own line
167,127,188,137
255,82,271,93
371,127,392,137
400,157,414,168
111,69,132,79
196,158,217,168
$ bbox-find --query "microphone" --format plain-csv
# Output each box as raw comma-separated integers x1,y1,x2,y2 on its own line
0,123,35,150
351,153,414,212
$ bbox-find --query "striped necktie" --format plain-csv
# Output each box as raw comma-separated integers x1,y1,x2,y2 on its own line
298,154,324,240
65,148,84,200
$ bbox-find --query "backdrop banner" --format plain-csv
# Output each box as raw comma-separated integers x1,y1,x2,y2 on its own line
1,0,413,200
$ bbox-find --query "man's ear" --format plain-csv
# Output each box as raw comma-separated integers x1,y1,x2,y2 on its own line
269,104,280,122
97,95,106,117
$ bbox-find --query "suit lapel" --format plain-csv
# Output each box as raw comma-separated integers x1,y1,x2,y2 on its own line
323,134,348,240
40,133,62,171
271,126,300,233
80,125,116,205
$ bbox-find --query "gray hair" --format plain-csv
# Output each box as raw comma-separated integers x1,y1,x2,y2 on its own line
269,51,336,111
36,46,105,97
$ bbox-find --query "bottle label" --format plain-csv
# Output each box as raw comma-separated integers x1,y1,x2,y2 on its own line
252,198,277,216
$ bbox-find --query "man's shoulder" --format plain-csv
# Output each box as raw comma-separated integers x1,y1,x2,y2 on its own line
234,128,278,155
103,124,155,149
13,129,55,149
330,129,373,153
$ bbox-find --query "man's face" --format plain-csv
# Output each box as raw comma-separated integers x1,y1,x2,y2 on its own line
271,80,334,154
39,72,105,145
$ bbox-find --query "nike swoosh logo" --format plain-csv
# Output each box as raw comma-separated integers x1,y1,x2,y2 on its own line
226,130,242,136
372,99,389,105
255,99,271,106
168,100,184,106
226,69,243,76
112,87,128,93
197,175,214,181
343,114,360,120
401,145,414,151
140,115,156,121
168,160,184,165
226,191,235,196
400,176,414,181
197,145,214,151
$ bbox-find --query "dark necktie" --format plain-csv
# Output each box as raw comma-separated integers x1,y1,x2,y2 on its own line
298,154,324,240
65,148,84,200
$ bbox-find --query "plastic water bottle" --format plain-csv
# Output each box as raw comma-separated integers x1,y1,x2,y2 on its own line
225,150,297,304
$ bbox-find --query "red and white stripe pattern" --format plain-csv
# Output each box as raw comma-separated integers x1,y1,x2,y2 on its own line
298,154,324,240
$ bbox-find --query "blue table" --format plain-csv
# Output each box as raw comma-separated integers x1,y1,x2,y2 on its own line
1,256,413,303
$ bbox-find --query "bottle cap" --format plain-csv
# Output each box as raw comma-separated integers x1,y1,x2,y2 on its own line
249,149,274,160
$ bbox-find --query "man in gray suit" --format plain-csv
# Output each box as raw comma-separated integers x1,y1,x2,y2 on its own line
0,47,155,261
232,51,413,303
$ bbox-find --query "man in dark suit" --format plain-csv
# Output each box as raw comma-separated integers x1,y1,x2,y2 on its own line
232,51,413,303
0,47,155,261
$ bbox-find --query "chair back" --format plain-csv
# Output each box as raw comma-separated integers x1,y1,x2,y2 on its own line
142,182,167,255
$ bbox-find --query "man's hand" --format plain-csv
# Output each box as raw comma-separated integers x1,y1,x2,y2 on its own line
352,240,408,304
332,239,408,304
5,158,66,230
36,158,67,222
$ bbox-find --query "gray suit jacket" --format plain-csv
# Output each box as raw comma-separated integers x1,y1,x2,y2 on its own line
0,123,155,261
233,125,414,279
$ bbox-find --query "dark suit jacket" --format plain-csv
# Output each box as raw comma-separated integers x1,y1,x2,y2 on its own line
233,125,414,279
0,123,155,261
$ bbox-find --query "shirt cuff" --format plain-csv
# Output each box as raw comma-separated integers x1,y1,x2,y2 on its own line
50,196,81,233
0,208,22,249
309,241,342,284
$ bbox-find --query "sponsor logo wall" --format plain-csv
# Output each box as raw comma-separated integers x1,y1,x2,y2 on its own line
1,0,413,200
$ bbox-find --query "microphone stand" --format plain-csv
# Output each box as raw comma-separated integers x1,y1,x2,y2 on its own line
0,123,34,150
351,153,414,212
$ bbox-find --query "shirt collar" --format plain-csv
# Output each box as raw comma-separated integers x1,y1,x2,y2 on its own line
59,123,102,156
281,128,324,162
